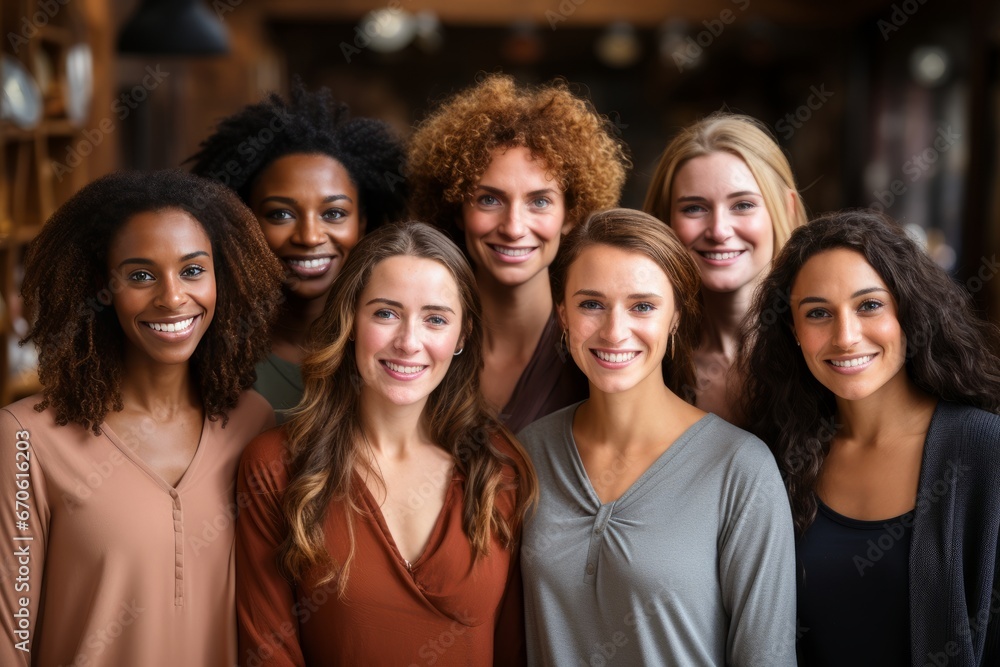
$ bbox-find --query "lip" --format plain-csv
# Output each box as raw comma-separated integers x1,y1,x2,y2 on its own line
590,348,641,369
486,243,537,264
141,313,203,342
825,353,878,374
694,249,746,266
283,255,336,278
380,359,429,380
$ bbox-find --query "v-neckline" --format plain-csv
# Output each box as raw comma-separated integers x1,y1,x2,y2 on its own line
564,405,713,509
355,468,460,572
100,414,209,493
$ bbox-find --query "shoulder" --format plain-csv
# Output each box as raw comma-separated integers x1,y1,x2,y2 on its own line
239,425,292,495
692,414,777,471
0,394,75,443
222,389,276,434
517,402,577,451
922,401,1000,484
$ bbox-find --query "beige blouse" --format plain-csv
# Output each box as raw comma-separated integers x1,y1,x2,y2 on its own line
0,392,274,667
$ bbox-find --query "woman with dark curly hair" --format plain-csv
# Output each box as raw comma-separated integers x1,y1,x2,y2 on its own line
739,209,1000,665
408,73,630,432
236,222,537,666
0,170,283,666
644,112,807,424
188,83,407,421
520,209,796,666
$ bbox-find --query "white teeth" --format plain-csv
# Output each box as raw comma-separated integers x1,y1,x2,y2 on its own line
830,355,873,368
146,317,195,333
385,361,425,374
288,258,331,269
703,251,742,260
492,246,533,257
594,350,637,363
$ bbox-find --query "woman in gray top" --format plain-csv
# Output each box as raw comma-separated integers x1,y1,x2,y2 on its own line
518,208,796,666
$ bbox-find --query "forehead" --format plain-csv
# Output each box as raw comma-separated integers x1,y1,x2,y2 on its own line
566,244,670,291
108,208,211,259
479,145,561,189
673,151,759,194
254,153,355,193
792,248,890,296
362,255,462,305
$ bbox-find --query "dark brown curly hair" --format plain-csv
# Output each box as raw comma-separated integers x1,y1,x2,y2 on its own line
738,209,1000,535
407,73,630,237
21,170,284,433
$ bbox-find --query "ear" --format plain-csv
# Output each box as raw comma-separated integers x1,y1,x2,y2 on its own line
785,189,799,223
790,324,799,347
556,302,568,331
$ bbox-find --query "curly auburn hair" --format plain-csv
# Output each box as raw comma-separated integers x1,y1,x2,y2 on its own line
550,208,702,399
21,170,284,433
738,209,1000,535
407,73,630,236
187,81,407,232
643,111,807,250
278,222,537,593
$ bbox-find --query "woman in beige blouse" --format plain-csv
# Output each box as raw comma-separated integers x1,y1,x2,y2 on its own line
0,170,282,666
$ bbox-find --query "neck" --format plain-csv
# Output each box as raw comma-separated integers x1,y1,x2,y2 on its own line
357,393,432,458
576,375,686,449
698,282,757,358
833,374,937,445
272,290,327,349
477,268,553,350
118,352,199,417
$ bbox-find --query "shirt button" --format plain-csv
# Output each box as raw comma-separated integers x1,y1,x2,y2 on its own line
586,563,595,575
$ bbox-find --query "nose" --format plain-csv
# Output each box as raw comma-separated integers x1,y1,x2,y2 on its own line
155,274,188,310
832,313,862,350
290,213,326,247
498,205,527,240
393,318,421,355
704,209,734,243
599,308,629,345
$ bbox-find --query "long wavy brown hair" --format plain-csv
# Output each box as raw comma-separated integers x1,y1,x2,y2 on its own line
279,222,537,592
738,209,1000,535
21,170,283,432
549,208,703,398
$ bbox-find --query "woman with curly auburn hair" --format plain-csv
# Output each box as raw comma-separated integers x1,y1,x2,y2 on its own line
188,82,407,422
520,209,796,666
739,209,1000,665
236,222,537,666
0,170,283,666
644,112,807,424
408,73,630,432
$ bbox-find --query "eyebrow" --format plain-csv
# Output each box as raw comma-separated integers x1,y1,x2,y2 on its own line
117,251,210,268
573,289,662,300
259,194,354,205
476,185,560,198
675,191,759,203
364,297,456,314
797,286,890,307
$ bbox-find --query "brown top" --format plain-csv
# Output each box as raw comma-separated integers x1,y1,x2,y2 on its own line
235,427,527,666
500,312,589,434
0,392,274,667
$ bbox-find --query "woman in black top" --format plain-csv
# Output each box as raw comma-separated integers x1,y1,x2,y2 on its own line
739,209,1000,666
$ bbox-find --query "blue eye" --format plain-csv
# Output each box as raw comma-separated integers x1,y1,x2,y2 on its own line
679,204,707,215
733,201,756,211
478,194,500,207
426,315,447,326
579,300,602,310
374,309,396,319
531,197,550,209
632,302,655,313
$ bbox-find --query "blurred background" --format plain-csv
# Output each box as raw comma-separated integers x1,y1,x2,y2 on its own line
1,0,998,402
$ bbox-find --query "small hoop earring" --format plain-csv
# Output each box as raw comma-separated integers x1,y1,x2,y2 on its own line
348,334,355,342
560,329,568,353
453,348,464,356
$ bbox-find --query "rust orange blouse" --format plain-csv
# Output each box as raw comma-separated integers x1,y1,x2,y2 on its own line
235,428,526,666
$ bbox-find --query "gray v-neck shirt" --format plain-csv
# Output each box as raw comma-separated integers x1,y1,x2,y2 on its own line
519,403,797,666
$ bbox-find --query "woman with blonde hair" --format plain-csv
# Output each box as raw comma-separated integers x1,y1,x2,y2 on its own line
409,73,629,431
235,222,537,666
520,208,796,665
644,112,807,423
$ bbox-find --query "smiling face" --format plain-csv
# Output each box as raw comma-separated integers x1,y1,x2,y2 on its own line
354,255,465,413
791,248,908,403
461,145,568,291
108,208,216,369
670,151,775,296
250,153,365,300
558,245,677,396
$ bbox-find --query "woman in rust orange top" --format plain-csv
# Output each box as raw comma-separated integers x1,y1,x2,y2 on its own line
235,222,537,666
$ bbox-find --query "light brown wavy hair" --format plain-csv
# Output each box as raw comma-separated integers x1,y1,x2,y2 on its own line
643,112,807,250
550,208,703,399
279,222,538,593
407,73,630,237
21,170,283,433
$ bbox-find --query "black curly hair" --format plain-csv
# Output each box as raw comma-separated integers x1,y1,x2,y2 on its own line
21,170,284,434
738,209,1000,535
186,81,407,232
